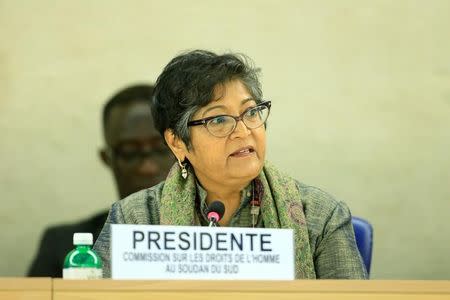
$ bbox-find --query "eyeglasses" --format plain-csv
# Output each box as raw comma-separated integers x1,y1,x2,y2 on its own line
187,101,271,137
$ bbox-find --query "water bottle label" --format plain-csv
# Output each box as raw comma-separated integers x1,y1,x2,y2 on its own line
63,267,103,279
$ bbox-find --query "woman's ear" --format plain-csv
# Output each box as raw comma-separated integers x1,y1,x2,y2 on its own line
164,129,188,161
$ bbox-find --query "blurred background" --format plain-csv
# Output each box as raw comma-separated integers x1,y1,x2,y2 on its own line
0,0,449,279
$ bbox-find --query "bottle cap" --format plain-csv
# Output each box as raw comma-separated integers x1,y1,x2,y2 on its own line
73,233,93,245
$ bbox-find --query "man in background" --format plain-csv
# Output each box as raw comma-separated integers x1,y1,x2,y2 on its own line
28,84,173,277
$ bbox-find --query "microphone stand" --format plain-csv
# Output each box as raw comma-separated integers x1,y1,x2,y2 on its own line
208,217,219,227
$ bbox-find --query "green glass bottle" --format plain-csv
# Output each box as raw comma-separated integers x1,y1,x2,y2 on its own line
62,233,103,279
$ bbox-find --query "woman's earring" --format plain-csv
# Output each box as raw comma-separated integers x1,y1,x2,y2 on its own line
178,158,188,179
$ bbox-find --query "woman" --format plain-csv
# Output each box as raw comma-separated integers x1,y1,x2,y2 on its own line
94,50,367,279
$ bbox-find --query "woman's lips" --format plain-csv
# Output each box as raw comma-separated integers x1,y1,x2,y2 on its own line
230,147,255,157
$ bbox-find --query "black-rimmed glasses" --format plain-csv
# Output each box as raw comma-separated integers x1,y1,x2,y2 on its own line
107,144,170,167
187,101,271,137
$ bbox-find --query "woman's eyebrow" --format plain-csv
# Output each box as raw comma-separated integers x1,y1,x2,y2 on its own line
241,98,256,105
202,105,226,117
202,98,255,117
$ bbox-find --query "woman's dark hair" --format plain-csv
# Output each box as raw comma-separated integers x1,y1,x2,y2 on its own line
151,50,262,147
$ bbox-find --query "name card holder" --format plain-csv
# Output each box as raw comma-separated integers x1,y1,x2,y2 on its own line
111,224,294,280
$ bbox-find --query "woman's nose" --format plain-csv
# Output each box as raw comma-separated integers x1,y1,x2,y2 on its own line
230,120,251,139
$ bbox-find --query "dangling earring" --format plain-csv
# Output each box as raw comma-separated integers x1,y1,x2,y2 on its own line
178,158,188,179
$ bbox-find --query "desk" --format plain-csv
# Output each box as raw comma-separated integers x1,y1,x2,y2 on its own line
1,278,449,300
52,280,450,300
0,277,52,300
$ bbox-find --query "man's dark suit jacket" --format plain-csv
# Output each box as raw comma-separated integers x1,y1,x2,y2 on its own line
27,210,108,277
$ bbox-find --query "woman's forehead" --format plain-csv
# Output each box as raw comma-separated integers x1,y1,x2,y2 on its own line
211,79,251,99
197,80,256,114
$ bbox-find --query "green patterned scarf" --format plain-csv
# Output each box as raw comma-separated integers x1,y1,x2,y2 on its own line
159,161,316,279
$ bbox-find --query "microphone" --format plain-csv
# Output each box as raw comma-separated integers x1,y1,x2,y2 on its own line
207,200,225,227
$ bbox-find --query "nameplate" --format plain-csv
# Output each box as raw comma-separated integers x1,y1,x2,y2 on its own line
111,224,294,280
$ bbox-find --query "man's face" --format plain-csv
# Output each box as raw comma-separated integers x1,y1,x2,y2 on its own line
103,101,173,199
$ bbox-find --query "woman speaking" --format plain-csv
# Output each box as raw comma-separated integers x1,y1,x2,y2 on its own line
94,50,367,279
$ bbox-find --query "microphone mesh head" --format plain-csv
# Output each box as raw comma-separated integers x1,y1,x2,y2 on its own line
207,200,225,220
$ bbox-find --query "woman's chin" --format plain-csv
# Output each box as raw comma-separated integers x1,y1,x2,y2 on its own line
227,158,263,181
